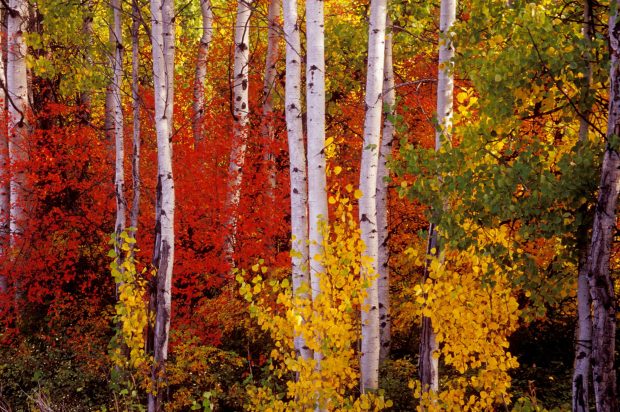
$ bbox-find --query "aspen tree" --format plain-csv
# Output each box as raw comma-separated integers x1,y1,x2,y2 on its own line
224,0,253,264
583,1,620,409
193,0,213,146
359,0,387,392
572,1,594,411
262,0,280,191
110,0,127,265
0,5,7,293
420,0,456,394
284,0,312,361
7,0,30,269
130,0,141,246
79,0,93,121
148,0,176,410
377,15,394,363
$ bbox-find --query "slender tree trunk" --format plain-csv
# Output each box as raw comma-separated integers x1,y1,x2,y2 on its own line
130,0,140,239
0,5,8,293
79,0,93,122
7,0,30,297
359,0,387,393
262,0,280,192
224,0,253,265
584,3,620,410
193,0,213,146
377,15,394,364
148,0,176,410
283,0,311,362
419,0,456,394
110,0,127,266
572,2,594,411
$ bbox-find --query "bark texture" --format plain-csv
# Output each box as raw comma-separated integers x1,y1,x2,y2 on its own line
284,0,312,362
193,0,213,146
359,0,387,392
148,0,176,410
0,5,7,293
130,0,141,237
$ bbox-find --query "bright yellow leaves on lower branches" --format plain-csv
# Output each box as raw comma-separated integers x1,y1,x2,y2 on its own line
238,194,391,411
410,225,521,411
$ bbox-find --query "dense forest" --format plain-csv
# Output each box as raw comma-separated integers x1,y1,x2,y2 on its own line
0,0,618,411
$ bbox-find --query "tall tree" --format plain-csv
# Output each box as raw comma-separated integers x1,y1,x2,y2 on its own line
262,0,280,191
572,1,594,411
377,14,394,363
192,0,213,146
283,0,312,362
129,0,141,246
7,0,30,273
224,0,253,264
359,0,387,392
583,1,620,410
110,0,127,265
0,5,7,293
419,0,456,393
148,0,176,410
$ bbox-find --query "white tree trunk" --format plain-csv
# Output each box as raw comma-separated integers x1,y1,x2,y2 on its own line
359,0,387,393
420,0,456,394
0,5,8,293
377,15,394,364
224,0,253,264
7,0,29,261
284,0,312,362
148,0,176,410
193,0,213,146
130,0,141,246
572,2,594,411
110,0,127,263
262,0,281,191
583,3,620,410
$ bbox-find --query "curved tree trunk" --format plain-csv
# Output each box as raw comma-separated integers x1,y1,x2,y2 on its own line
193,0,213,147
359,0,387,393
148,0,176,410
377,15,394,364
224,0,253,265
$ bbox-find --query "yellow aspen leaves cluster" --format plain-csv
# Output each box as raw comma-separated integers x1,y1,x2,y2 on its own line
409,224,521,411
109,230,149,370
238,192,391,411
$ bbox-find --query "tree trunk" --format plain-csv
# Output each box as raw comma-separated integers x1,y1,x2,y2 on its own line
359,0,387,393
262,0,281,192
377,15,394,364
224,0,253,265
284,0,312,362
193,0,213,147
419,0,456,394
584,3,620,410
130,0,141,244
79,0,93,123
148,0,176,410
7,0,30,298
0,5,7,293
572,2,594,411
110,0,126,267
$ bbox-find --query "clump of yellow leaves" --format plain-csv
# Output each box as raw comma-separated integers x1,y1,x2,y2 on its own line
410,225,521,411
239,193,391,411
109,229,149,370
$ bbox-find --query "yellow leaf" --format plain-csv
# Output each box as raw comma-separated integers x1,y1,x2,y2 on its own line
334,166,342,175
354,189,363,200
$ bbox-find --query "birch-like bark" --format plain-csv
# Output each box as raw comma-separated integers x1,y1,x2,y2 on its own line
224,0,253,264
420,0,456,394
583,3,620,410
262,0,280,191
377,15,394,363
193,0,213,146
148,0,175,410
129,0,140,245
572,2,594,411
7,0,29,263
359,0,387,393
284,0,311,362
110,0,127,264
0,6,7,293
79,0,93,121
